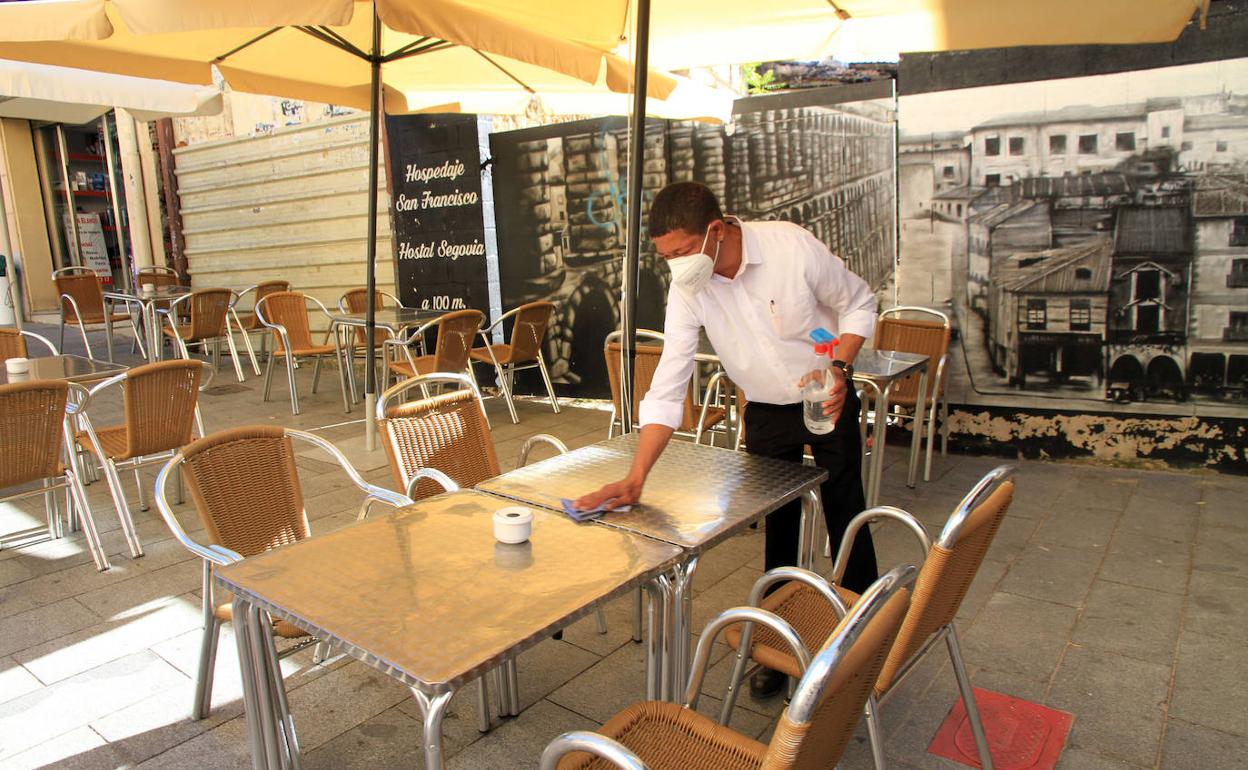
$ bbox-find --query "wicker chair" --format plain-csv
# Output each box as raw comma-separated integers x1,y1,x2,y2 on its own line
153,425,412,720
718,466,1017,770
162,288,246,382
383,308,485,393
0,328,58,358
604,330,726,445
54,267,142,361
0,379,108,570
70,360,207,560
135,266,181,289
469,301,561,424
873,307,952,482
229,280,291,375
256,291,349,415
338,288,400,349
539,564,916,770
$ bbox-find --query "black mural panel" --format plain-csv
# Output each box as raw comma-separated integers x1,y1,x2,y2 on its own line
386,113,489,312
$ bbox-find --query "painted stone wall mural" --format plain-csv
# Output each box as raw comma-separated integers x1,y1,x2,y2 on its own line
489,85,897,398
897,57,1248,469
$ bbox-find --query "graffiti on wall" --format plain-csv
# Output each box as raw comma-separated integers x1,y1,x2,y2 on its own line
489,86,897,398
897,58,1248,428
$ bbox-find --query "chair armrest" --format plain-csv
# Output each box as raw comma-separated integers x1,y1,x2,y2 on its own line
516,434,568,467
398,468,458,509
286,429,414,515
20,330,59,356
684,606,811,710
64,371,127,416
483,305,522,335
59,292,85,323
539,731,650,770
154,454,242,568
831,506,931,586
746,566,850,618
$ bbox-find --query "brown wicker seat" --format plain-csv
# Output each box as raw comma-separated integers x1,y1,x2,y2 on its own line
72,359,205,560
604,330,726,444
256,291,349,415
0,379,108,570
152,424,411,720
54,267,142,361
230,280,291,375
384,308,484,389
719,467,1017,770
469,301,561,424
0,328,58,359
873,307,952,482
542,565,915,770
162,288,246,382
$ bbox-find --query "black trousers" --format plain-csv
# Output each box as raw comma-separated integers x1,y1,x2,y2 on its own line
744,390,878,594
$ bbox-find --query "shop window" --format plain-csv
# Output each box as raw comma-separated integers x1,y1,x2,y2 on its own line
1079,134,1098,154
1049,134,1067,155
1116,132,1136,152
1009,137,1025,156
1070,299,1092,331
985,173,1001,186
1026,299,1047,330
1231,217,1248,247
985,136,1000,156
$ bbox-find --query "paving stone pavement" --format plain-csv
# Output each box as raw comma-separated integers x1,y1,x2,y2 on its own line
0,324,1245,769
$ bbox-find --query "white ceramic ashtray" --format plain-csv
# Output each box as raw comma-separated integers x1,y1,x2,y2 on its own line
141,283,157,298
493,506,534,544
5,357,30,374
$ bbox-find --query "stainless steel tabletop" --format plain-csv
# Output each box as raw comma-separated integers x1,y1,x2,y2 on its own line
0,354,128,385
329,308,444,330
215,489,681,695
104,287,191,303
477,433,827,553
851,348,929,383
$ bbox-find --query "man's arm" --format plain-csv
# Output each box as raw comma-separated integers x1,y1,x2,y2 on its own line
573,423,673,509
802,230,876,421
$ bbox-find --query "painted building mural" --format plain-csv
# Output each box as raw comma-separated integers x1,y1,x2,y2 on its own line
490,86,896,398
897,58,1248,451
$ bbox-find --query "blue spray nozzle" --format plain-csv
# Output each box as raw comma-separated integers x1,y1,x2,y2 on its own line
809,327,839,356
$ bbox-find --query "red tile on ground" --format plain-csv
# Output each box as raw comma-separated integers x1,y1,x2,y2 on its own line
928,687,1074,770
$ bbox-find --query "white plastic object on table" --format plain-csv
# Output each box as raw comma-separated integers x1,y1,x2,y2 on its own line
5,357,29,374
493,506,534,544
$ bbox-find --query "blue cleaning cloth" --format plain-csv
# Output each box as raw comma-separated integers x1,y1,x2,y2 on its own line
561,498,633,522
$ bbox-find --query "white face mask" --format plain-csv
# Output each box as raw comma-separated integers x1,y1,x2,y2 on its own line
666,227,720,296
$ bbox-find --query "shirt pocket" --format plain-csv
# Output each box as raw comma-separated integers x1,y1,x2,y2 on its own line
769,292,817,342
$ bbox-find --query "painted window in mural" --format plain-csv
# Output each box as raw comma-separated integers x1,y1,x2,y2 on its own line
491,86,896,398
898,56,1248,418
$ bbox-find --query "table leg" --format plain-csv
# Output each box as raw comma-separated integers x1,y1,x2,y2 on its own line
147,302,161,363
411,689,454,770
906,365,929,489
667,556,700,701
869,386,892,508
103,303,115,363
255,607,302,770
799,488,823,569
649,575,674,701
233,598,274,770
476,673,492,733
631,588,643,643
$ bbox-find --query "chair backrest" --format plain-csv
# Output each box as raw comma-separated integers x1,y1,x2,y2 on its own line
0,328,26,359
762,567,913,770
380,377,499,500
432,309,485,372
604,330,697,430
873,470,1014,694
874,308,951,401
54,269,105,320
178,425,310,558
239,281,292,330
121,360,202,459
341,288,389,345
136,267,180,288
0,379,69,489
505,301,556,363
185,289,233,340
258,291,316,352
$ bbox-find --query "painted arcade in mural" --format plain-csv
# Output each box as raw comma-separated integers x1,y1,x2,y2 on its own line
898,57,1248,421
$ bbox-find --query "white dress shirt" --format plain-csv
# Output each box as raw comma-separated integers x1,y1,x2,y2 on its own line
638,218,878,430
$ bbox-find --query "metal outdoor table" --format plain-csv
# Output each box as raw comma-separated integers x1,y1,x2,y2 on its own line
103,286,190,363
0,354,128,385
476,432,828,700
850,348,930,507
328,307,446,406
215,489,681,770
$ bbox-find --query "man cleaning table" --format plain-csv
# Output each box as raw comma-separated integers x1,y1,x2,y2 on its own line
576,181,879,698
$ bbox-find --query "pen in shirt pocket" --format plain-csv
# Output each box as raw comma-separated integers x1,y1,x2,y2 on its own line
769,300,782,333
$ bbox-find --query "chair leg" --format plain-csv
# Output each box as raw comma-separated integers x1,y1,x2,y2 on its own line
128,315,147,360
100,458,144,558
865,694,888,770
595,605,608,635
59,313,67,352
941,395,950,456
285,356,301,415
263,349,277,402
193,613,222,720
310,354,323,394
924,394,940,482
65,469,110,571
238,322,261,376
537,353,560,414
494,362,519,424
719,640,752,726
133,466,149,512
948,626,993,770
224,333,245,382
77,323,95,361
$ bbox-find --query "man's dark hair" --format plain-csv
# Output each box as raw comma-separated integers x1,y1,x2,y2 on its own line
647,181,723,238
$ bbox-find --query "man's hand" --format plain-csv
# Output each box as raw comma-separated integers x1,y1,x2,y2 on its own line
574,474,644,511
798,367,848,422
